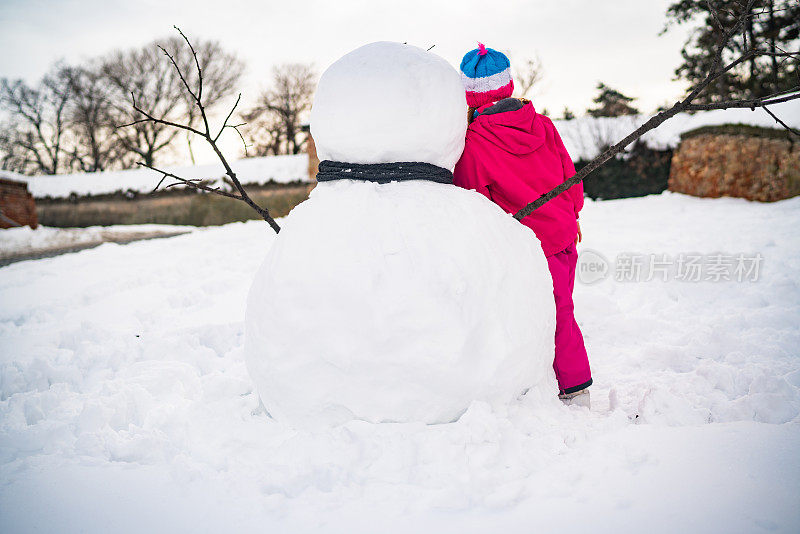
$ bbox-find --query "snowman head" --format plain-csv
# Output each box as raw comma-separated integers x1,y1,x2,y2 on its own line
310,42,467,172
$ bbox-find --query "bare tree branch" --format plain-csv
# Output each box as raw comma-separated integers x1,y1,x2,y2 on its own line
683,91,799,110
514,0,799,220
174,25,204,102
513,56,544,99
228,123,250,157
140,162,243,199
762,105,800,136
124,92,206,137
101,33,243,168
214,93,241,142
123,27,281,233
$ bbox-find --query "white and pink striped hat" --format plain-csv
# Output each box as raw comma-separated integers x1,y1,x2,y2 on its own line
459,43,514,108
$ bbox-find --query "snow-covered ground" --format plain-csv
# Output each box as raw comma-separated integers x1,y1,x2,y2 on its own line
0,192,798,533
0,224,194,261
5,153,309,199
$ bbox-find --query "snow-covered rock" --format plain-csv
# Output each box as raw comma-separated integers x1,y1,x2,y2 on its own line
244,42,556,427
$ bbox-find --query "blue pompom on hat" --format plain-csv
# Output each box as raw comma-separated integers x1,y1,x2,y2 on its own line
459,43,515,108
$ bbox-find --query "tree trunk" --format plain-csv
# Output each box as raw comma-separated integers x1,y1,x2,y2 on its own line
746,12,758,87
187,132,196,165
768,0,779,89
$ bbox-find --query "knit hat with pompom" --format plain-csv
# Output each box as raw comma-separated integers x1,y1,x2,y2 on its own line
459,43,514,108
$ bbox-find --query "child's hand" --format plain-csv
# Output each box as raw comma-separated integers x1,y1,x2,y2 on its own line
576,221,582,244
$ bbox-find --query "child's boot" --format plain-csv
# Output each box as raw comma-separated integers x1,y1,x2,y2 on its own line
558,388,590,409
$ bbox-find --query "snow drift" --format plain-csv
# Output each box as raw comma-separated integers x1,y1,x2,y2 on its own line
2,193,799,533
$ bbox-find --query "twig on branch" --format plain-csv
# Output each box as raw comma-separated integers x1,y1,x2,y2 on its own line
215,93,241,142
762,106,800,137
706,0,724,32
683,91,800,111
140,162,243,199
125,92,205,137
122,26,281,234
514,0,799,220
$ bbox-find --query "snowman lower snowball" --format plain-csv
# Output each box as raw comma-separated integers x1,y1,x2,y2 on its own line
245,42,557,428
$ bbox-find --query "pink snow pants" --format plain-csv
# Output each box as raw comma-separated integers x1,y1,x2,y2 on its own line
546,243,592,394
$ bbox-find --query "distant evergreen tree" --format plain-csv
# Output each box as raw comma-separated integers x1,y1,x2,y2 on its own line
663,0,800,103
586,83,639,117
561,107,575,120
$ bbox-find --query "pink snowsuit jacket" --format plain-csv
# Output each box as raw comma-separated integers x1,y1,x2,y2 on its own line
454,101,583,257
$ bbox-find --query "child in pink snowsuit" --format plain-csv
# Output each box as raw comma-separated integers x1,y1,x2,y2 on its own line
454,44,592,404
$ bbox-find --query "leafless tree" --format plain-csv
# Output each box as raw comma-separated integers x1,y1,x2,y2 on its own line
62,64,130,172
240,110,284,156
123,27,281,233
513,56,544,99
514,0,800,220
242,63,316,156
103,35,244,167
0,124,25,172
0,66,73,175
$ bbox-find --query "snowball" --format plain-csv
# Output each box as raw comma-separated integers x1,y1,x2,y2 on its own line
245,180,556,427
310,41,467,171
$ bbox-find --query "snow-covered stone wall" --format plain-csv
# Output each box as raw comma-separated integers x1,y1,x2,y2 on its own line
13,154,309,200
669,127,800,202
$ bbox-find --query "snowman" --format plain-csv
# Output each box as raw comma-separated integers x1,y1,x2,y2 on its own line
245,41,556,428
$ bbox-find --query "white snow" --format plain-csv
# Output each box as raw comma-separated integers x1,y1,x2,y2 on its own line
245,179,555,427
0,224,193,259
310,42,467,170
553,96,800,160
7,154,309,199
1,192,798,532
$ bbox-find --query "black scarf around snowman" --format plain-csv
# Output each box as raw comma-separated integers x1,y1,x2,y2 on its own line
316,160,453,185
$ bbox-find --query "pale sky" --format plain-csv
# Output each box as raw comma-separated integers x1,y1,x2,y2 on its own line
0,0,695,164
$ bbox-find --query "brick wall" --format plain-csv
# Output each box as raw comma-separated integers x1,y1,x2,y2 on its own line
668,126,800,202
0,178,38,229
